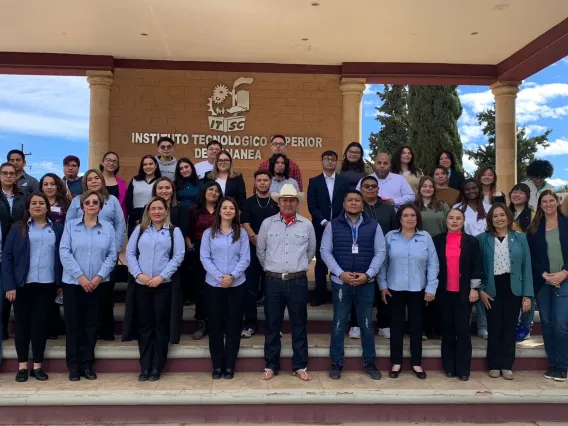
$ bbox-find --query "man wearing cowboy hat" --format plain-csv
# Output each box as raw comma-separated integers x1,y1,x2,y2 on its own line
256,184,316,382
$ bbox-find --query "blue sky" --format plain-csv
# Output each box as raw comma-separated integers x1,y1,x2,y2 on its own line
0,58,567,186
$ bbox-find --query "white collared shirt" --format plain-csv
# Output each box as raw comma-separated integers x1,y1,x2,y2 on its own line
356,172,415,209
324,172,335,203
494,236,511,275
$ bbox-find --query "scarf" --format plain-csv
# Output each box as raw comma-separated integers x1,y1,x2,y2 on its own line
280,212,296,227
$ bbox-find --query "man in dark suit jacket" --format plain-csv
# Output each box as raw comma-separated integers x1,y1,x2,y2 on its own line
307,150,350,306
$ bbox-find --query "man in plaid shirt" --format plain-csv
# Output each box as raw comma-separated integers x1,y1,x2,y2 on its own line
258,135,303,191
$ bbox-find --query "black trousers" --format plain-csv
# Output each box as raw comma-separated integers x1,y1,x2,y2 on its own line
264,276,309,373
47,302,64,338
136,282,172,372
192,241,206,321
205,283,245,370
423,298,443,337
351,288,392,329
62,283,103,372
244,244,265,328
98,262,117,339
14,283,57,363
2,298,12,336
486,273,522,370
440,292,473,376
313,232,328,304
390,289,424,366
180,252,193,303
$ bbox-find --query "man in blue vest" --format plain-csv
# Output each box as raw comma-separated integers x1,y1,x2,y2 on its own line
320,190,386,380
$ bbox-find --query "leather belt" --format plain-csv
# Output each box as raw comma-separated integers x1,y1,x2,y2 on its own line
265,271,307,281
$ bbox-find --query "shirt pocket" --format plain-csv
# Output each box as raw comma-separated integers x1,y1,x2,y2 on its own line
292,232,309,248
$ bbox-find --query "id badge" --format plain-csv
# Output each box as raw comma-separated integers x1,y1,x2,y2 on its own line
51,206,61,213
352,244,359,254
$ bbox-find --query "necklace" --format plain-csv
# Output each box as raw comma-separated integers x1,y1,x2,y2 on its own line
256,194,271,208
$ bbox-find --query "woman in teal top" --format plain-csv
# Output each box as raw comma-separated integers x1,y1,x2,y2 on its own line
477,203,533,381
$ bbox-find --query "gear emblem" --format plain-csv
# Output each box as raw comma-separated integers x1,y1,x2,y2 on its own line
212,84,229,104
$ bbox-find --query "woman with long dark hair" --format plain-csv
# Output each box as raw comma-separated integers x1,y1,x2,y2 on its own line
175,158,203,209
188,181,223,340
476,166,506,205
203,151,246,210
40,173,70,224
392,146,423,193
2,192,64,382
123,196,185,381
338,142,373,190
126,155,161,237
99,152,127,219
201,197,250,379
527,190,568,382
436,151,465,191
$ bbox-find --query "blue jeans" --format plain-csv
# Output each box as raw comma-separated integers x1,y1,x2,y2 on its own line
330,281,376,367
476,300,487,331
537,284,568,370
519,297,535,329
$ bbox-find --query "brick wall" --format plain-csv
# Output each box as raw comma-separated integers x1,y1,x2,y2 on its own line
109,69,343,215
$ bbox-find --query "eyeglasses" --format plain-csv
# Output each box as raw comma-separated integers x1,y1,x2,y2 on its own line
347,150,361,155
362,184,378,190
104,159,118,165
218,159,231,164
159,145,173,151
83,200,100,206
322,157,337,162
65,164,79,168
272,142,286,147
1,171,16,177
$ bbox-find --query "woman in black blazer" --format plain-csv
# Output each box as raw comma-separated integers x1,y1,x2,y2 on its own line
202,151,246,210
436,151,465,191
433,208,483,381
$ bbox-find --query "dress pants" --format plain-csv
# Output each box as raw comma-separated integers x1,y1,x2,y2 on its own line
98,262,117,339
423,298,443,337
486,273,522,370
205,283,246,370
136,282,172,372
244,244,265,329
180,252,193,303
62,283,104,373
314,231,329,304
440,291,473,376
2,298,12,337
390,289,424,366
264,276,309,373
536,283,568,370
192,241,206,321
14,283,57,363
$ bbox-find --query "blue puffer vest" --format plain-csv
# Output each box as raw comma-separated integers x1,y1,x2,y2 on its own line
331,212,377,275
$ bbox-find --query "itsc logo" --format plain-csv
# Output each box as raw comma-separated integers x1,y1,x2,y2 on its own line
207,77,254,133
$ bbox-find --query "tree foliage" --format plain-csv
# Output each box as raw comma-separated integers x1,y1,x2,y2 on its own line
465,107,551,182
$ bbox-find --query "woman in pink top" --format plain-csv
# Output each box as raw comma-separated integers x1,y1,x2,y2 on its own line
433,208,483,381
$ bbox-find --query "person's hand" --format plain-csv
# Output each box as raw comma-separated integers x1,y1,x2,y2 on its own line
385,199,395,206
424,292,435,303
78,275,93,292
469,289,479,303
90,275,103,290
220,275,233,288
351,274,368,286
522,297,532,313
137,274,152,285
147,276,165,288
5,290,16,302
322,220,329,228
479,291,493,310
545,272,565,287
381,289,392,304
340,272,355,285
248,234,257,245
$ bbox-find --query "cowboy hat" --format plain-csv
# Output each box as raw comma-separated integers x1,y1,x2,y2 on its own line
271,184,305,204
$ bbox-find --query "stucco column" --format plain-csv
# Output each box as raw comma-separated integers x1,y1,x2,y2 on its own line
491,81,520,194
87,70,114,169
340,78,366,152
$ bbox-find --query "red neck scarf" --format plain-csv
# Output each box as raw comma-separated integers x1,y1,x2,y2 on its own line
280,213,296,226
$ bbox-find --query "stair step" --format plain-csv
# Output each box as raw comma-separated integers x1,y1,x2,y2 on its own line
0,371,565,424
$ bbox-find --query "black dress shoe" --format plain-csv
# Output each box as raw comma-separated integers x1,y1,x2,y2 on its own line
2,333,8,341
15,369,28,382
98,335,115,341
459,375,470,381
69,371,80,381
148,369,161,381
80,369,97,380
139,370,150,381
412,367,427,380
388,367,401,379
30,368,49,381
310,300,326,307
445,372,456,378
223,369,234,380
363,364,382,380
212,369,223,380
329,365,342,380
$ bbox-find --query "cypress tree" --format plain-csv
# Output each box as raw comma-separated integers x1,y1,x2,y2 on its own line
408,86,463,174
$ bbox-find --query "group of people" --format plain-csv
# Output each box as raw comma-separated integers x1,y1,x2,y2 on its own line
0,138,567,385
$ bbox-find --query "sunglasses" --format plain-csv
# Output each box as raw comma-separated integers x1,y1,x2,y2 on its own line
362,184,378,190
83,200,100,206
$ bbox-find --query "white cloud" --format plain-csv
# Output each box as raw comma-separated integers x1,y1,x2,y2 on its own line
363,84,377,95
525,124,548,136
459,90,494,113
28,161,64,177
462,153,477,174
547,178,568,188
0,109,88,140
537,138,568,157
458,109,483,144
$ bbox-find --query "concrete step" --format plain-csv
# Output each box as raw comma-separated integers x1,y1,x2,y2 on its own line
0,371,566,424
0,334,548,373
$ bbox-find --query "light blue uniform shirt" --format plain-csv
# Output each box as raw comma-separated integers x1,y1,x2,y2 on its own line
126,224,185,285
320,215,386,285
378,229,439,295
66,194,126,252
26,219,57,284
59,218,117,284
200,227,250,288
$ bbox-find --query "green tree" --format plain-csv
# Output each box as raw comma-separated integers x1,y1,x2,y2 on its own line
368,85,408,159
465,107,551,182
407,86,463,173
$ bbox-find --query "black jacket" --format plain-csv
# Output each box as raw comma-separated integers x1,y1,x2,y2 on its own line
448,170,465,191
433,232,483,305
307,173,350,236
0,191,26,248
203,173,247,210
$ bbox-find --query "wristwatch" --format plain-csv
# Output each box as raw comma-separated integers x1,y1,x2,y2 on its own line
229,274,235,281
365,274,372,283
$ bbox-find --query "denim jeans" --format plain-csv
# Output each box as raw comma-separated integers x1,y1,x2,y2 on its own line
244,245,265,329
518,297,535,329
476,300,487,331
264,276,309,373
536,284,568,370
330,281,376,367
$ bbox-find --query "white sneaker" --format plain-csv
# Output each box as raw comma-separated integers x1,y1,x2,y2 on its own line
478,329,488,340
349,327,361,339
378,328,391,339
240,328,255,339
